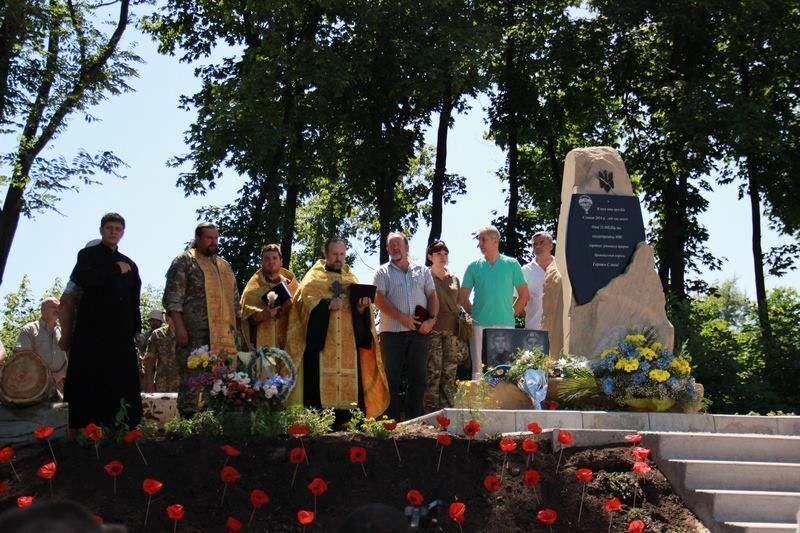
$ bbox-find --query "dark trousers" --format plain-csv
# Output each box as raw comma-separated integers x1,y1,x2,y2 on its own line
380,331,431,421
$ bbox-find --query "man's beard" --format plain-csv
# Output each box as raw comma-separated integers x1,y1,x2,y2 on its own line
201,245,217,257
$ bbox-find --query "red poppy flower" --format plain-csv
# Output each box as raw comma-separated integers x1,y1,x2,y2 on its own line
537,508,557,525
349,446,367,463
104,460,123,477
166,504,184,521
297,509,315,525
220,466,241,484
383,421,398,431
628,519,646,532
94,515,104,524
436,434,452,447
308,477,328,497
142,478,163,495
221,444,241,457
289,447,306,464
226,516,243,532
482,474,501,492
37,462,56,480
463,419,481,437
631,446,651,460
499,438,517,453
527,422,542,434
524,469,541,487
557,429,573,445
521,438,538,453
633,461,651,475
0,446,14,462
0,481,8,495
576,467,593,483
449,501,466,524
83,423,103,441
603,497,622,512
123,428,143,443
406,489,424,506
546,400,559,410
33,425,54,440
288,423,310,436
624,434,643,444
17,495,33,508
435,415,451,428
250,489,269,508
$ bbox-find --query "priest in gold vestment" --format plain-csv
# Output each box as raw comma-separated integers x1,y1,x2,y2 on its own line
285,238,389,419
240,244,298,350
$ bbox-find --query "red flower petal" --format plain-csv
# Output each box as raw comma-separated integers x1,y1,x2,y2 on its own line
17,496,33,508
123,428,143,443
307,477,328,497
289,447,306,464
631,446,651,460
36,462,56,480
524,469,541,487
499,438,517,453
226,516,243,532
435,415,451,428
143,478,163,495
436,434,452,447
221,444,241,457
0,481,8,495
33,425,54,440
482,474,501,492
624,434,643,444
250,489,269,508
297,509,315,525
449,501,466,524
220,466,241,484
633,461,652,475
382,421,397,431
0,446,15,462
537,508,557,525
628,519,646,533
527,422,542,435
104,460,124,477
83,423,103,442
463,419,481,437
604,497,623,512
349,446,367,463
576,467,594,483
522,438,538,453
406,489,424,506
166,504,184,521
288,423,310,436
557,429,573,445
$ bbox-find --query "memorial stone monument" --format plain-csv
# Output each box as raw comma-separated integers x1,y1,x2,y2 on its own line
554,147,674,360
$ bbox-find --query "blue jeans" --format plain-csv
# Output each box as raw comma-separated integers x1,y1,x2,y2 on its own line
380,331,431,421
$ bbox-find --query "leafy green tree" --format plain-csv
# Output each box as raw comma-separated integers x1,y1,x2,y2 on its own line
138,284,163,332
0,0,142,287
713,0,800,346
591,1,725,321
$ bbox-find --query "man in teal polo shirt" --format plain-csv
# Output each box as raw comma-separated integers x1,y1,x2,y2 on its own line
459,226,529,379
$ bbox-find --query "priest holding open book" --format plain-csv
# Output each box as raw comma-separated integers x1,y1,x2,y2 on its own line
285,238,389,422
240,244,298,350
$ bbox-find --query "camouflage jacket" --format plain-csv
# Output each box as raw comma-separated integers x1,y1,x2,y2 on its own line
162,251,241,335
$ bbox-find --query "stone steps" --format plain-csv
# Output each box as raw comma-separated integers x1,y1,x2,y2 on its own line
644,432,800,533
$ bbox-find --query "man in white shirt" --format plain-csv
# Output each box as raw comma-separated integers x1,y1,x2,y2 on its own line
522,232,556,331
14,297,68,392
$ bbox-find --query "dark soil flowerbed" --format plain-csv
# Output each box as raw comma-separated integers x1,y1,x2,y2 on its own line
0,428,705,532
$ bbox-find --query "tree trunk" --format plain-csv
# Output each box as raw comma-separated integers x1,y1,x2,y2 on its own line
502,8,520,259
428,74,453,246
745,156,771,344
0,0,31,125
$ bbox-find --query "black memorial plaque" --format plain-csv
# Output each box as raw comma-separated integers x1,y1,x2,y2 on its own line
565,194,645,305
484,328,550,369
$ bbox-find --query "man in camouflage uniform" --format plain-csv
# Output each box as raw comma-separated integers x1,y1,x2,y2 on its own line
424,332,470,411
142,314,179,392
163,222,240,416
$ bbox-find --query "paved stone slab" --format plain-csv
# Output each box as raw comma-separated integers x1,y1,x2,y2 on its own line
713,415,779,435
551,428,638,451
582,411,650,431
0,402,68,446
648,412,715,433
775,417,800,436
515,410,583,432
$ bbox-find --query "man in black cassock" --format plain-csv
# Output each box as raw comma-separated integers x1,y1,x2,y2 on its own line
64,213,143,429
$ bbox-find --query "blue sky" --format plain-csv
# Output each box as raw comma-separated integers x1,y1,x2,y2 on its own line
1,23,796,303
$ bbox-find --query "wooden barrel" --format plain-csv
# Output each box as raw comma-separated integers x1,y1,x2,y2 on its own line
0,351,53,407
